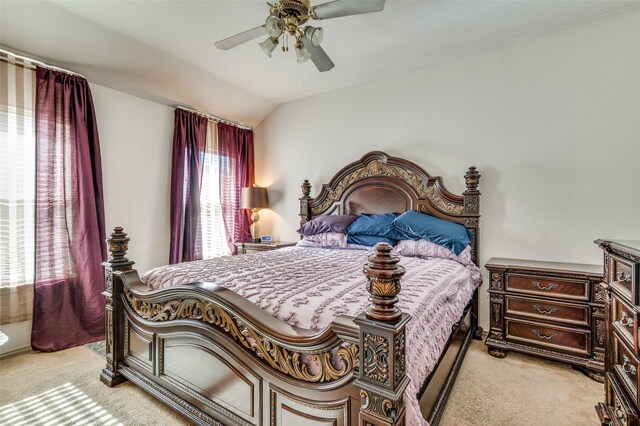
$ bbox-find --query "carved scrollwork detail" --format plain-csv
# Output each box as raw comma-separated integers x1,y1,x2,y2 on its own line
359,390,398,422
394,332,405,384
105,269,113,292
123,290,358,383
596,319,605,347
491,303,501,327
490,272,502,289
367,278,401,297
363,333,389,383
310,159,464,215
464,196,479,215
594,282,607,303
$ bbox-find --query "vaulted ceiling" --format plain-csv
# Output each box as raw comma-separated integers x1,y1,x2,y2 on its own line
2,0,637,126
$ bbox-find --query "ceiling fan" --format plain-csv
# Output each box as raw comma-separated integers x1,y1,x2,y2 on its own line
215,0,386,72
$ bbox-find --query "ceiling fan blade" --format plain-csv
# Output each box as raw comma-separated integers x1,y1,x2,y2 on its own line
304,41,335,72
215,26,267,50
311,0,385,20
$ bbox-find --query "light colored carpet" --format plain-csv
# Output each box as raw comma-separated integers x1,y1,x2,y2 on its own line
440,340,604,425
0,339,603,425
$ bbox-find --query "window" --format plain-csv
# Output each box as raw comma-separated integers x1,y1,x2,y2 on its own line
198,122,231,259
0,55,35,323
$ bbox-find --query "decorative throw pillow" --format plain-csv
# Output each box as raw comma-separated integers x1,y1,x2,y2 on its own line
392,210,469,255
346,213,408,240
302,232,348,248
392,239,472,266
297,215,358,236
347,234,397,247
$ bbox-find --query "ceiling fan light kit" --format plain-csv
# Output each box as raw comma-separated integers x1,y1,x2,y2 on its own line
215,0,385,72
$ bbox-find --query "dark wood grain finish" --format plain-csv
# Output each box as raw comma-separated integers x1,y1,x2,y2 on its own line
505,295,590,327
486,257,604,381
103,152,481,426
505,317,590,356
613,331,639,406
505,273,590,302
595,240,640,426
612,295,638,354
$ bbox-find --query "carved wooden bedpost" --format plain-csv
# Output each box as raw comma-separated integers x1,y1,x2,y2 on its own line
299,179,312,229
354,243,411,425
463,166,483,340
100,227,133,387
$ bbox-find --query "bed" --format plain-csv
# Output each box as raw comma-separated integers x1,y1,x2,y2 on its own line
100,151,483,426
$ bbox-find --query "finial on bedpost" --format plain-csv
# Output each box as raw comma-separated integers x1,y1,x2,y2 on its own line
299,179,312,229
301,179,311,198
464,166,480,193
363,243,406,322
107,226,130,262
355,242,410,426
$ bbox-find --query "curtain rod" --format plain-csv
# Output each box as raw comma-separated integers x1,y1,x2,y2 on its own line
176,106,252,131
0,48,85,78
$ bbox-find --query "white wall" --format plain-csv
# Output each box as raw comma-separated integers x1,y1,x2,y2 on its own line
254,8,640,330
92,84,174,274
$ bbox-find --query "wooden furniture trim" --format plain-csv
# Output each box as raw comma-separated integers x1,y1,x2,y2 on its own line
102,152,482,426
485,257,605,380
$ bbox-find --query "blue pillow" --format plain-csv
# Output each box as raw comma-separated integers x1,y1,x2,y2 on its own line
347,213,408,240
392,210,469,255
348,234,397,247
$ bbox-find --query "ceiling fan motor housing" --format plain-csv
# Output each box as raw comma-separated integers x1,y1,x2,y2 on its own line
271,0,311,26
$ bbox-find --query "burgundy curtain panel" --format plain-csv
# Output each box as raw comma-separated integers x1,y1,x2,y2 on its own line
169,109,208,264
217,123,254,253
32,67,107,351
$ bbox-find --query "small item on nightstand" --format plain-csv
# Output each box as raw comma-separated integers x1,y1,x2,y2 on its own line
261,235,272,244
485,257,605,383
241,185,269,242
234,240,296,255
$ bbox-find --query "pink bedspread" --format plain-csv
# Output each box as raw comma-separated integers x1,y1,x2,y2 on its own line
142,246,481,426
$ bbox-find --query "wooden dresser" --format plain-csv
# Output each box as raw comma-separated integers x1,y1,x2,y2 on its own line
485,257,605,381
595,240,640,426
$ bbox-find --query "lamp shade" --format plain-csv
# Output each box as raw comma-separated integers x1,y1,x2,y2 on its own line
241,186,269,209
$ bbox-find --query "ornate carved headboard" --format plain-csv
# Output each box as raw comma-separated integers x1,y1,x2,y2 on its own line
299,151,481,265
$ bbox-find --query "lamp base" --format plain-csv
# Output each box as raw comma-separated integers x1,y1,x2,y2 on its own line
250,209,261,242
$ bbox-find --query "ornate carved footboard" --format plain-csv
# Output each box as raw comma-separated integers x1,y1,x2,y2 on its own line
101,227,411,425
101,151,481,425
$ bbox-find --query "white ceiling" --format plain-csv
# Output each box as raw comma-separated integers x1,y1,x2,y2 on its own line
1,0,638,126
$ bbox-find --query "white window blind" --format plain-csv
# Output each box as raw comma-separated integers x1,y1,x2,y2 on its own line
0,55,36,324
199,122,231,259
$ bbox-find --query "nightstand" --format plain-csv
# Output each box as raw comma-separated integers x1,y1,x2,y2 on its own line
234,241,297,255
485,257,605,382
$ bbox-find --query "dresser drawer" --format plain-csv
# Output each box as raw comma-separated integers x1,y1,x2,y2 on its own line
608,372,639,426
613,332,640,408
505,273,589,302
610,255,640,306
505,318,590,356
505,295,589,327
613,295,639,354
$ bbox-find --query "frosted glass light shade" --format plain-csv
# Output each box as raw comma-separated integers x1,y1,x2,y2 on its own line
259,37,278,57
304,26,323,47
296,45,311,64
265,15,284,38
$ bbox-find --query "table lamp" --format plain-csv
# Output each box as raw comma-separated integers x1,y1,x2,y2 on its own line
241,185,269,242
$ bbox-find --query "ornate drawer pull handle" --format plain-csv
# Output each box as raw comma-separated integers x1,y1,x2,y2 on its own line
618,269,632,282
531,329,557,340
620,313,635,328
622,355,637,375
531,304,558,315
531,281,558,291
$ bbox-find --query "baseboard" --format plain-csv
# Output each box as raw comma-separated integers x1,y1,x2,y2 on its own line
0,320,32,357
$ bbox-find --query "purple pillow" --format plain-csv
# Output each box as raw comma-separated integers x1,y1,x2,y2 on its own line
297,215,358,236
